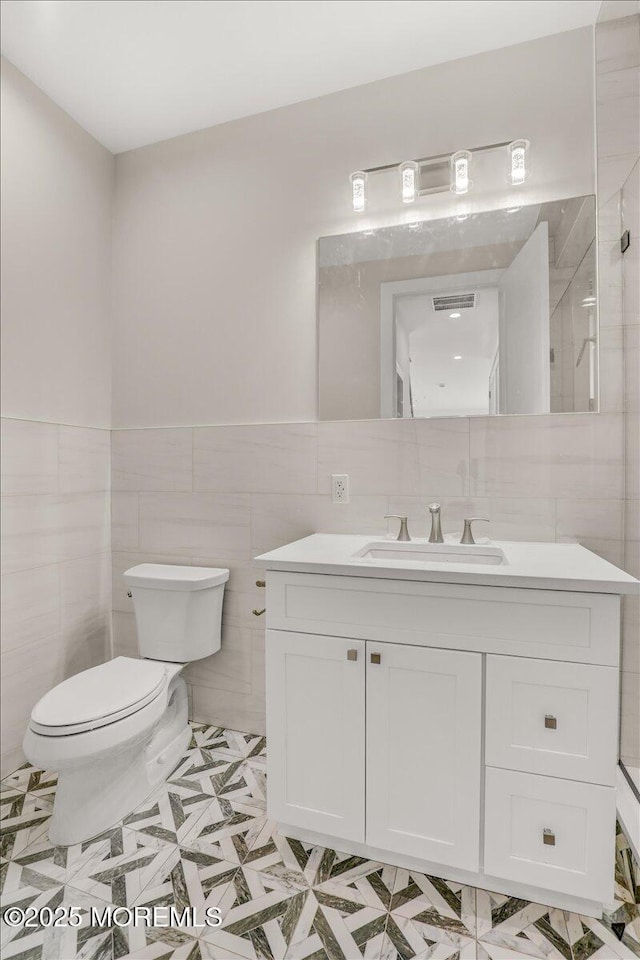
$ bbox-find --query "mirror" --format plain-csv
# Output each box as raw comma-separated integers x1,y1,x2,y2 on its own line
318,196,597,420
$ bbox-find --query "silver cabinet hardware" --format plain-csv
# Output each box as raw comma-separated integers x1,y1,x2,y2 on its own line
347,649,358,661
384,515,411,541
252,608,266,617
461,517,490,545
370,652,381,664
544,714,557,729
543,828,556,846
428,503,444,543
256,580,266,588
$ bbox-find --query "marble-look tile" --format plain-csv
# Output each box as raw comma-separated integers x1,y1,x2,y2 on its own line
469,414,624,500
0,564,60,654
414,417,470,497
249,494,317,557
476,888,574,960
0,882,115,960
0,419,58,496
624,325,640,412
185,624,252,696
193,424,317,495
0,792,53,859
599,156,639,212
599,325,625,413
598,242,623,328
314,494,390,537
0,825,123,893
622,160,640,239
1,492,110,574
111,610,139,659
623,244,640,325
597,79,640,161
0,763,57,798
139,493,251,560
317,419,421,497
388,496,556,543
70,826,178,908
60,553,111,670
556,498,624,543
191,686,266,738
58,425,110,493
112,428,192,492
626,413,640,500
596,14,640,75
620,671,640,764
111,492,139,551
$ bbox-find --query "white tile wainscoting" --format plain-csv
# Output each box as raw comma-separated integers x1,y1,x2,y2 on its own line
109,412,640,767
0,418,111,778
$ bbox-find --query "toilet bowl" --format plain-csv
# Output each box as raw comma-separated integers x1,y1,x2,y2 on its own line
23,564,228,846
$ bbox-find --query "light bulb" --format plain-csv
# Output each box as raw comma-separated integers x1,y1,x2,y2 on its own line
399,161,419,203
350,171,368,213
449,312,461,319
508,139,529,186
450,150,472,194
453,355,462,360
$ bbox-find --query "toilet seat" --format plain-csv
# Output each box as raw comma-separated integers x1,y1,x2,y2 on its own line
30,657,170,737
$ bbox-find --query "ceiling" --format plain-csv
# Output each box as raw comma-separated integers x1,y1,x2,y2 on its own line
0,0,601,154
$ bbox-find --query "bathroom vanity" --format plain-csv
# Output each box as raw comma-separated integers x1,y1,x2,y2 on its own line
256,534,639,918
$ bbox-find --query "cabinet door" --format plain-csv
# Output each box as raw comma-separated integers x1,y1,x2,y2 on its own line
366,642,482,870
265,630,365,841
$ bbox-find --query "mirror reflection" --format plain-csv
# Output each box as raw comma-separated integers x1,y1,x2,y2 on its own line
318,196,597,420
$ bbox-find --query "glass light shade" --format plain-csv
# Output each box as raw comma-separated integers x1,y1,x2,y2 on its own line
399,161,420,203
508,139,529,186
450,150,472,194
350,171,368,213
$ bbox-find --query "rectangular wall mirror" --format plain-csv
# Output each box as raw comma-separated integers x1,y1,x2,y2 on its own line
318,195,597,421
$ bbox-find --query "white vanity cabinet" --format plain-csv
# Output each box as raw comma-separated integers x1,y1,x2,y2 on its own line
262,563,627,918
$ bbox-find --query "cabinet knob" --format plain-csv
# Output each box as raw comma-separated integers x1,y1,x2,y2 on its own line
347,649,358,661
543,828,556,846
256,580,266,588
544,715,557,730
370,653,381,664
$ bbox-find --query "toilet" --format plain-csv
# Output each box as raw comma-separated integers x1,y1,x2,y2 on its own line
23,563,229,846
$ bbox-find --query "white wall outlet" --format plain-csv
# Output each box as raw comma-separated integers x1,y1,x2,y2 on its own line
331,474,349,504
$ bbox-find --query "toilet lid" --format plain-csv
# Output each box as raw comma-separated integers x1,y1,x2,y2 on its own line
32,657,167,730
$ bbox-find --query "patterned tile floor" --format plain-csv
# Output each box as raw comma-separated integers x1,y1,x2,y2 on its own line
1,723,638,960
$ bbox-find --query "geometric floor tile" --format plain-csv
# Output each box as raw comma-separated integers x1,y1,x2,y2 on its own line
67,827,177,908
0,764,58,799
2,723,640,960
0,792,54,860
0,884,115,960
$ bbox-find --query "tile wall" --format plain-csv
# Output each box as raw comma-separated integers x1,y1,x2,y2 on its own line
110,413,628,740
595,7,640,769
0,419,111,777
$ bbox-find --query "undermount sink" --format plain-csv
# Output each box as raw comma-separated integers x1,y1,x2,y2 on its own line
352,540,508,566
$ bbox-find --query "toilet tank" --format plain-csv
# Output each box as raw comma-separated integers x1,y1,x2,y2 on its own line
123,564,229,663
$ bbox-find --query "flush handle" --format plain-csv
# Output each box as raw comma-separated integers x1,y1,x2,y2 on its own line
347,649,358,661
127,591,132,598
370,653,381,664
543,828,556,846
256,580,266,588
544,714,557,730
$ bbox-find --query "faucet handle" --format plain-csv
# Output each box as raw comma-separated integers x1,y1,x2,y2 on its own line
385,515,411,542
461,517,490,545
428,502,441,513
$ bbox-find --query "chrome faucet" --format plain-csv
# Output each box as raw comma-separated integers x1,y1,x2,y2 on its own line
428,503,444,543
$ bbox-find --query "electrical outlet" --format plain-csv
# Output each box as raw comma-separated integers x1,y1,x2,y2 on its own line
331,474,349,504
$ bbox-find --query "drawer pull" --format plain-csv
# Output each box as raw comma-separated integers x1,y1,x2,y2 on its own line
347,649,358,661
543,828,556,846
544,715,557,730
371,653,381,664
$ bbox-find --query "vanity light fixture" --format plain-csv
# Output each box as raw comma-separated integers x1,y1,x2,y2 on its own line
399,161,420,203
450,150,472,194
350,171,368,213
508,139,529,186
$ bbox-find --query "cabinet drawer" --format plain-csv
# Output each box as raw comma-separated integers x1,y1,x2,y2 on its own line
486,656,618,785
484,768,615,903
267,572,619,665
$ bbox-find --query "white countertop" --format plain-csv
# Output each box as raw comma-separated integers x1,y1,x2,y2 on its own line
256,534,640,594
